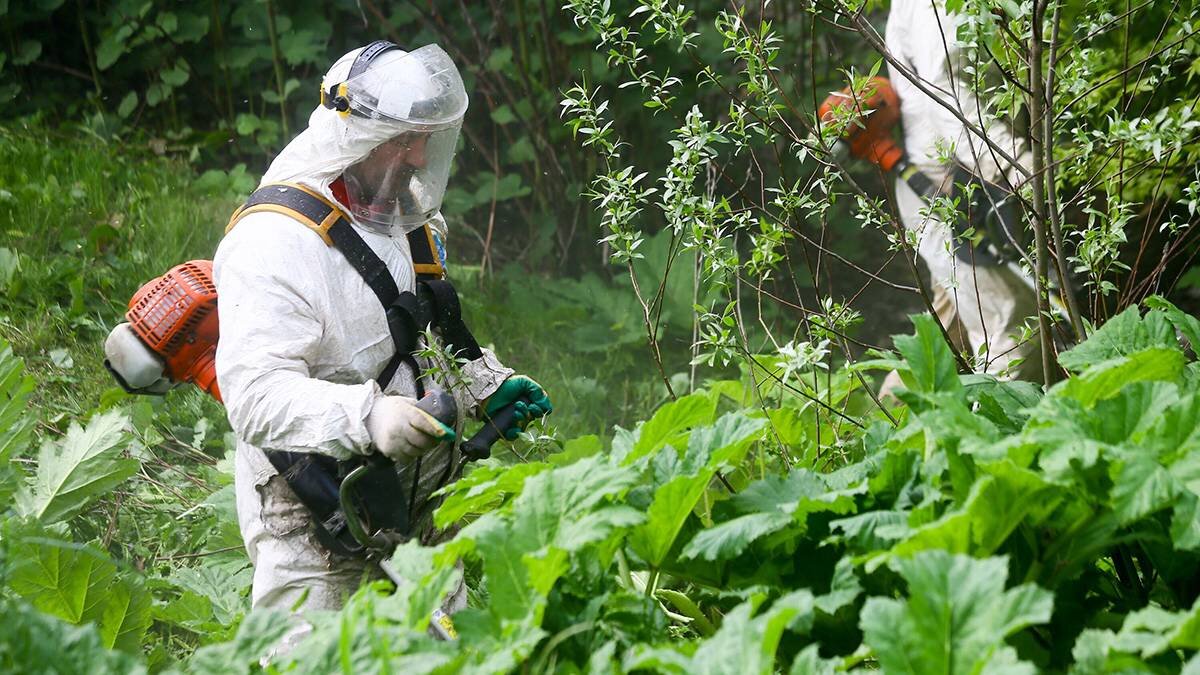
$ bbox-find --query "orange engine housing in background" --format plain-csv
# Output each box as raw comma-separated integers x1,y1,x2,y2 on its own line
818,76,903,172
126,260,221,402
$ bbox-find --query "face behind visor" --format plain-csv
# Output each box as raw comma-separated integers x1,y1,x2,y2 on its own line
329,44,467,235
343,124,460,234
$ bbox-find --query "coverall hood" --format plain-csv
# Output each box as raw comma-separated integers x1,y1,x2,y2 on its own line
260,44,466,234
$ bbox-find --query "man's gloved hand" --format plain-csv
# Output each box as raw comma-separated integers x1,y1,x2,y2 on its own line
482,375,553,440
365,395,456,463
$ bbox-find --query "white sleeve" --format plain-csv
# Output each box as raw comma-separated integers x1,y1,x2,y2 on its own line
893,0,1027,181
214,215,381,460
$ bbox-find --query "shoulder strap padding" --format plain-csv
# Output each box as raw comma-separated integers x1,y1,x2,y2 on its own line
226,183,341,245
226,182,444,279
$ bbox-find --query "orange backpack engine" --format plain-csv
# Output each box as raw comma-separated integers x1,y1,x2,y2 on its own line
817,76,903,172
104,260,221,402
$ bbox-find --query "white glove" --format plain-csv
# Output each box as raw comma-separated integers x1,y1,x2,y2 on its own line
364,395,455,463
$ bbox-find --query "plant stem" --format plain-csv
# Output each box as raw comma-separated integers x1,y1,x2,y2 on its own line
1042,0,1087,341
1028,0,1057,385
75,0,101,96
645,568,661,597
264,0,289,139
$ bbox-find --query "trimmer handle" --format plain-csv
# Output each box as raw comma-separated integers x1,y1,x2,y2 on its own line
462,399,528,461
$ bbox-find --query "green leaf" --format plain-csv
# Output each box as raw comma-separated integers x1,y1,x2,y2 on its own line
96,25,133,71
485,47,513,72
434,460,550,527
506,136,536,164
1146,296,1200,354
629,466,714,567
1110,452,1178,525
116,91,138,118
894,313,960,394
13,40,41,66
0,598,143,674
1110,599,1200,657
235,113,262,137
1050,347,1185,409
680,511,792,562
145,81,168,107
621,392,716,465
0,341,35,464
461,456,641,624
893,461,1060,558
157,11,178,34
860,551,1053,674
168,563,249,626
681,470,859,561
17,410,137,524
1059,306,1175,373
380,540,463,634
630,413,765,566
829,509,911,552
788,644,838,675
491,105,517,125
160,63,189,87
7,536,151,652
186,609,292,674
173,12,210,42
814,557,863,616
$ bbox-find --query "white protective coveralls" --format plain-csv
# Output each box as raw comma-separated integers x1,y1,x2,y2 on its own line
886,0,1042,378
213,46,512,619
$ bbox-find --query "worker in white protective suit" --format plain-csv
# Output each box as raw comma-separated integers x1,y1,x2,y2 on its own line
885,0,1043,380
213,42,551,645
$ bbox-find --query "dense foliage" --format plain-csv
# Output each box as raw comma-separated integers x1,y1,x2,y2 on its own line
3,0,1200,672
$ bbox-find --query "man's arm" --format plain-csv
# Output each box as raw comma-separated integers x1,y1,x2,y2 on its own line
215,216,380,460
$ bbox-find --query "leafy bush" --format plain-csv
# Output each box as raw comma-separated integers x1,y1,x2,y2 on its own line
2,299,1177,672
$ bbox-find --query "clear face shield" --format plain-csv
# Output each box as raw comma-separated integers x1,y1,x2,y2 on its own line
337,44,468,235
343,125,460,233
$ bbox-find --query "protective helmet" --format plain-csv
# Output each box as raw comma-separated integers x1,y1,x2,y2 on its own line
321,42,468,235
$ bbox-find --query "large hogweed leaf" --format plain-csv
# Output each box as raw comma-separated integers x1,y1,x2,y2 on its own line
890,460,1060,559
7,534,152,652
17,410,138,524
186,609,292,674
860,551,1053,674
680,469,862,561
1049,347,1184,409
628,412,765,567
0,342,35,506
458,456,642,624
1070,597,1200,670
0,598,144,674
434,459,551,527
1058,305,1176,373
1145,295,1200,354
618,391,717,465
0,341,35,464
892,313,962,395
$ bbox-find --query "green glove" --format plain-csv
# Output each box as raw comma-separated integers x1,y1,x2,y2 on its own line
483,375,553,440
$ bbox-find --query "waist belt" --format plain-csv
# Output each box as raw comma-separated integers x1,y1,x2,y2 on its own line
228,183,483,556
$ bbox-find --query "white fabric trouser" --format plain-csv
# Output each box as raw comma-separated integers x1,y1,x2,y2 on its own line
894,177,1043,381
235,449,467,655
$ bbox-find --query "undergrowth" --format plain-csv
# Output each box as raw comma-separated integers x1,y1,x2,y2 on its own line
3,112,1200,672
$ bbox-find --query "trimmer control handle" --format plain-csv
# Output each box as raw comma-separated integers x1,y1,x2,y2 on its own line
462,399,527,461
